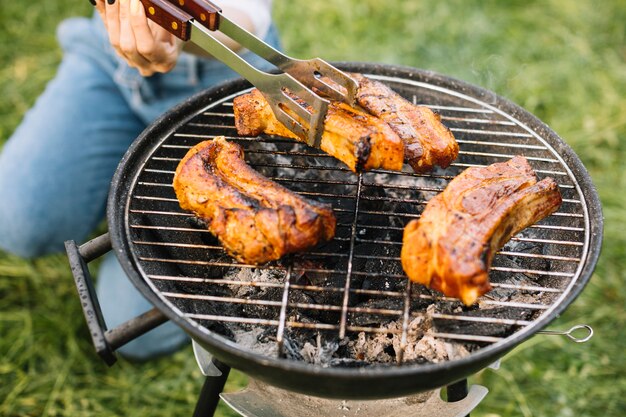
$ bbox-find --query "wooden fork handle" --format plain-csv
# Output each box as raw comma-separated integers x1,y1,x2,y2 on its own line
167,0,222,31
139,0,193,40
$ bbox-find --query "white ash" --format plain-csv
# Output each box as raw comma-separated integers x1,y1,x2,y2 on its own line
232,327,279,358
223,265,285,299
300,333,340,366
348,305,469,364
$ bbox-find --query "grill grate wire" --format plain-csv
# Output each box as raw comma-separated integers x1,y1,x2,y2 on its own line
124,76,590,364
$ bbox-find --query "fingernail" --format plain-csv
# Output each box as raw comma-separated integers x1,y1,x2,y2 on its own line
107,0,115,4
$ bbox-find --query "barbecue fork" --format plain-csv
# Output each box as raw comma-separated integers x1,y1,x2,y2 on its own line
90,0,358,148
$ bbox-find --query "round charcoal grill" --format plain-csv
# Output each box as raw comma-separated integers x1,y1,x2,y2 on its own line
74,63,602,399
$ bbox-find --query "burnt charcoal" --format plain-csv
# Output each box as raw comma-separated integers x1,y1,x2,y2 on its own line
499,238,549,279
280,336,304,360
433,307,533,337
256,326,278,344
298,262,362,313
400,356,437,366
349,298,404,327
488,255,542,300
204,321,235,341
359,243,404,279
186,217,220,246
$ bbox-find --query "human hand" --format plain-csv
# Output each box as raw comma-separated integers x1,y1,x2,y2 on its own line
95,0,184,76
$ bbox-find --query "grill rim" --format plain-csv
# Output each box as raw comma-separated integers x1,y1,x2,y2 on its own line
107,62,603,397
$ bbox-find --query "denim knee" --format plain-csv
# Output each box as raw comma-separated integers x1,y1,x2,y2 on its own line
0,145,104,258
0,188,87,258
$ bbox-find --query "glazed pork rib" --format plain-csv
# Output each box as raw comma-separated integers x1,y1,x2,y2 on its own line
233,89,404,172
350,73,459,173
173,137,336,265
401,156,562,306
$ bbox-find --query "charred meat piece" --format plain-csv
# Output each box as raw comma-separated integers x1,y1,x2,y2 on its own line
233,89,404,173
173,137,336,265
350,73,459,173
401,156,562,305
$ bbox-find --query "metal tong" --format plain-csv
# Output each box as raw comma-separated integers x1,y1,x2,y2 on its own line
93,0,358,148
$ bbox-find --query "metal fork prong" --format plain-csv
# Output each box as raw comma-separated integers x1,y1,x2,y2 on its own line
282,58,358,104
271,76,329,147
190,18,331,147
272,105,308,141
267,89,327,148
217,15,357,105
280,90,313,123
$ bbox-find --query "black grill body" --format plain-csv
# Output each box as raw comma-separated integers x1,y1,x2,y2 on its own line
105,63,602,398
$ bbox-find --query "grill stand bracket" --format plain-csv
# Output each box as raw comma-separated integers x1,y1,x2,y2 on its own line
219,378,488,417
65,233,169,366
193,341,484,417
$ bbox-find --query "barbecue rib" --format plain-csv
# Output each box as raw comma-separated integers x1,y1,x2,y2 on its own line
233,89,404,172
350,73,459,173
173,137,336,265
401,156,562,305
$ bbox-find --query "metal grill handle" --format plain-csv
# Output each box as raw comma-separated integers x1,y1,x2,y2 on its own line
65,233,169,365
538,324,594,343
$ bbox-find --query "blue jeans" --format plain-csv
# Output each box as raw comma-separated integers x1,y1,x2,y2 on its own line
0,14,280,360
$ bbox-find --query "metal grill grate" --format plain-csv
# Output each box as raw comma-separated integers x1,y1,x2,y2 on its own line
124,74,590,366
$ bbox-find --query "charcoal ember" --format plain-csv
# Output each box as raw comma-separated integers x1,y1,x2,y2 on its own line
499,238,549,281
291,258,332,285
433,307,533,338
134,215,230,280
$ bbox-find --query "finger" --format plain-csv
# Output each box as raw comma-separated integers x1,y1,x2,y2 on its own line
150,19,176,46
132,2,181,73
105,0,121,54
118,0,152,70
129,0,157,61
94,0,106,20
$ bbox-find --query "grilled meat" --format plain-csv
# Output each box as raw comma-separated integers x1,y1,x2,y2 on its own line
350,73,459,173
173,137,336,265
233,89,404,172
401,156,562,305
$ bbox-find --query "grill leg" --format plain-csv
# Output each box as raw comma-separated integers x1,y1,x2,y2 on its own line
446,379,470,416
193,359,231,417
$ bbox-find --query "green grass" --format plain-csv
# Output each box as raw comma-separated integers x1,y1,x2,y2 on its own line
1,0,625,416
